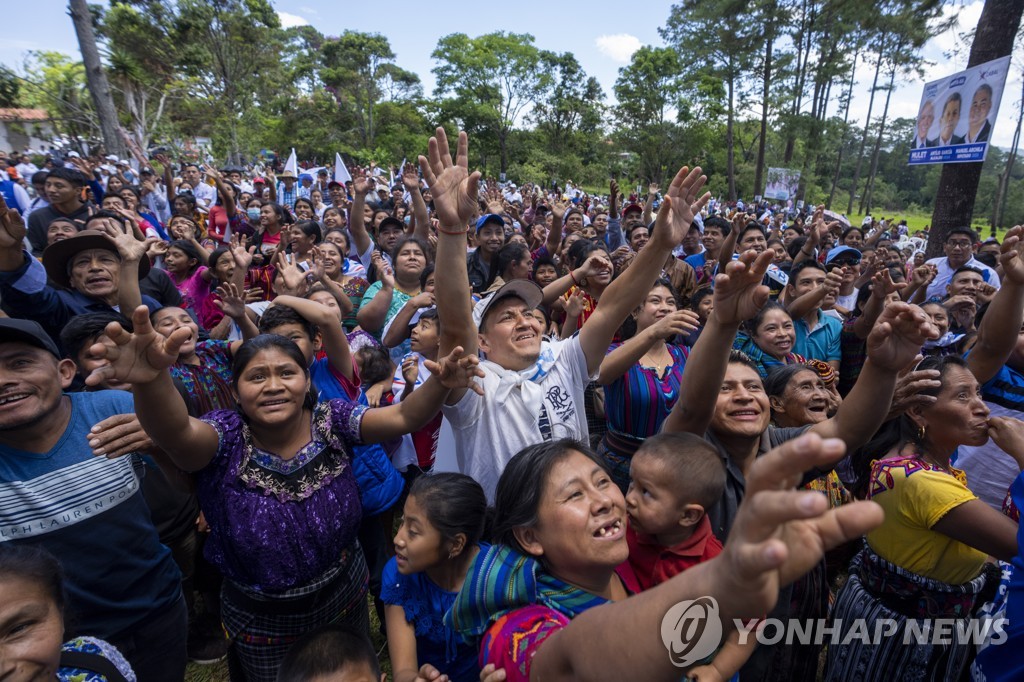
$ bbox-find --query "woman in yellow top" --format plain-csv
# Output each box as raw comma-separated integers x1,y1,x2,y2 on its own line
825,355,1024,681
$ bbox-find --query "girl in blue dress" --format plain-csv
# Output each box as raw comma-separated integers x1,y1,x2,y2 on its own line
383,473,488,682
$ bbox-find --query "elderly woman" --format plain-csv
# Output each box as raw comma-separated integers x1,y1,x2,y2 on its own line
85,306,483,681
825,355,1024,681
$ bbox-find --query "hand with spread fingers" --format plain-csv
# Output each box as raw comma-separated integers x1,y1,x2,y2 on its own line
865,301,939,372
424,345,485,395
85,305,190,388
650,166,710,248
711,250,774,326
419,128,481,231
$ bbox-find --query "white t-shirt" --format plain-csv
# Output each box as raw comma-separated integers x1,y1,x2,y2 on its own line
442,335,595,500
924,256,1001,301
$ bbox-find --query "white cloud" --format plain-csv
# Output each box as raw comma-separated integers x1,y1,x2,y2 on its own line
299,6,319,14
277,11,310,28
595,34,642,63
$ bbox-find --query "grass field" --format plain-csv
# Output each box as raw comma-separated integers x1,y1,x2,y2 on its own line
844,211,1008,240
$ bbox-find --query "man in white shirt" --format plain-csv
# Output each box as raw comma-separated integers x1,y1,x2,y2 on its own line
924,227,1000,300
428,127,710,499
912,99,936,149
14,154,39,180
180,162,215,213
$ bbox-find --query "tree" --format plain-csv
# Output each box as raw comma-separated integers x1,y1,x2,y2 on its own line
929,0,1024,253
662,0,757,200
320,31,422,151
432,32,553,174
8,51,96,147
68,0,124,156
613,46,686,184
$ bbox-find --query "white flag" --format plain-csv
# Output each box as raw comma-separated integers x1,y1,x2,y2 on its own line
334,152,352,184
284,148,298,176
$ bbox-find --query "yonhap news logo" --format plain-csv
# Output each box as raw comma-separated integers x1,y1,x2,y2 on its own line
660,597,723,667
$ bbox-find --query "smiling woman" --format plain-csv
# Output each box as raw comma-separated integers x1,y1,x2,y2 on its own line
84,306,481,681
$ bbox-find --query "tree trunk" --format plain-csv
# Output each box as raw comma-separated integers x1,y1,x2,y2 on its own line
861,56,899,215
754,32,774,197
68,0,124,157
929,0,1024,255
828,44,860,208
726,71,737,201
846,37,886,215
993,60,1024,231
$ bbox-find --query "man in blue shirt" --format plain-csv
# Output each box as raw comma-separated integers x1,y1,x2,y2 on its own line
786,259,843,369
0,318,186,679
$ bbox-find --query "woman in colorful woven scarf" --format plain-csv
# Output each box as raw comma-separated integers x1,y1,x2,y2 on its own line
824,355,1024,681
733,302,806,379
84,306,483,682
446,433,885,682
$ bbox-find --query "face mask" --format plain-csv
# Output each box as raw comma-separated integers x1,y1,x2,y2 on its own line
247,208,261,221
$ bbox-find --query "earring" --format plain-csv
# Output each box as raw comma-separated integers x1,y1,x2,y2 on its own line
917,423,926,442
447,551,454,560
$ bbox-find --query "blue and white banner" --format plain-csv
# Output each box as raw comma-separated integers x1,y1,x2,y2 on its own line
908,55,1011,166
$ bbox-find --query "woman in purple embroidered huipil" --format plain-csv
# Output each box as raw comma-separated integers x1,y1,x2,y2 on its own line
85,306,483,682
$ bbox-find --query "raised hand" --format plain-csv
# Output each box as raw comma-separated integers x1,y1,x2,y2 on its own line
0,195,27,249
419,127,481,230
424,345,485,395
308,245,327,282
711,250,773,326
717,432,884,617
273,251,309,296
564,288,586,319
214,282,247,319
885,355,940,421
609,179,619,198
869,268,904,299
999,225,1024,285
578,252,613,280
154,153,172,170
651,309,701,339
371,251,395,289
865,302,938,372
85,305,189,387
230,234,253,270
203,164,222,182
402,163,421,192
651,166,710,247
550,200,568,221
408,291,436,308
401,354,420,386
100,218,152,263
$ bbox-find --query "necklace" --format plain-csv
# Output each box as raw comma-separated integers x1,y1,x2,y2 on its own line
640,346,672,376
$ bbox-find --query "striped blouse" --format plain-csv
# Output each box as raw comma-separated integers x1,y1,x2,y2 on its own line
603,343,689,439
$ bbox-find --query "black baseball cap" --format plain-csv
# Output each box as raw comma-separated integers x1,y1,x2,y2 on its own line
0,319,61,358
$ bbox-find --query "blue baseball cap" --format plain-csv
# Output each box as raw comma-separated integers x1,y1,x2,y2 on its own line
476,214,504,232
826,245,862,265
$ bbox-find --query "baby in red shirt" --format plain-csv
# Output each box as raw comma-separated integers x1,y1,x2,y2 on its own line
620,432,755,680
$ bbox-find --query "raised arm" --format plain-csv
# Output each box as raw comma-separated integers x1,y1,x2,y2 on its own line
85,306,220,471
355,253,395,334
403,164,430,242
546,201,565,257
360,346,483,442
661,250,774,435
205,165,236,217
274,294,354,382
642,182,658,226
785,268,843,320
580,166,710,375
809,301,938,449
967,226,1024,384
419,128,481,371
348,175,374,257
101,217,151,314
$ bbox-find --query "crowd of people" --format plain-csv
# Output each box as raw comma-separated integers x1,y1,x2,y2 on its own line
0,126,1023,682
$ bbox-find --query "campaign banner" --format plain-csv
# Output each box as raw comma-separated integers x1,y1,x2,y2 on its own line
908,55,1011,166
764,168,800,201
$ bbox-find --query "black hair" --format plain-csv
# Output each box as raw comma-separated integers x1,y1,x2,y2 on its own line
258,305,320,342
566,238,608,273
60,310,133,362
417,307,439,325
704,215,731,237
82,209,126,230
976,251,999,270
31,170,49,185
408,473,488,550
951,265,985,281
419,262,435,290
741,300,791,338
850,355,969,498
208,247,232,278
690,286,713,312
168,239,203,274
787,258,826,285
496,242,530,279
0,544,66,614
46,167,86,188
786,235,810,261
840,227,863,243
322,207,345,226
728,348,761,376
738,222,766,243
276,623,380,682
620,278,679,340
117,185,142,201
533,256,559,277
293,197,315,215
390,234,431,267
946,227,977,244
290,220,323,245
492,439,609,556
230,335,316,413
354,345,392,385
633,433,726,512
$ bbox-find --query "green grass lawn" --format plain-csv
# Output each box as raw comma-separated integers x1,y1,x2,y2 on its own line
844,211,1007,240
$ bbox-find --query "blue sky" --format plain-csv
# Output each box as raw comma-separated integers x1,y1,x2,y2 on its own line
6,0,1019,147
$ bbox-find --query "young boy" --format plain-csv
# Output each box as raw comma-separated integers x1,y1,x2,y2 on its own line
390,308,443,477
622,432,755,681
622,432,726,591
